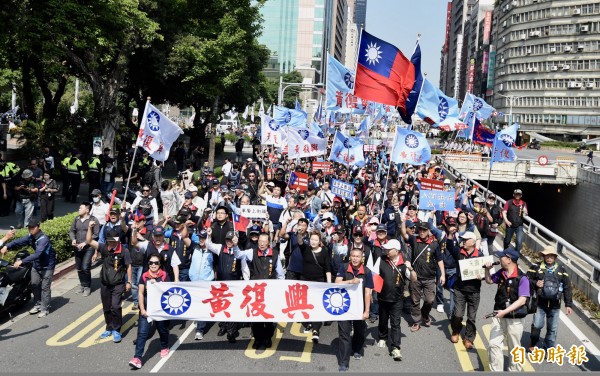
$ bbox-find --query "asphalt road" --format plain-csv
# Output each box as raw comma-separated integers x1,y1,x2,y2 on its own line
1,245,599,373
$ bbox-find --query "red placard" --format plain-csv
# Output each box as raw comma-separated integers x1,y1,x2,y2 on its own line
289,171,308,192
420,178,444,191
312,161,331,174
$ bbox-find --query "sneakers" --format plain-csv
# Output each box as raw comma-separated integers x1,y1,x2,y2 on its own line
436,304,444,313
312,330,320,343
194,332,203,341
83,287,91,297
302,324,313,334
391,347,402,361
339,365,349,372
37,311,49,318
129,357,142,369
29,306,41,314
423,318,431,327
75,286,84,294
369,315,378,323
410,323,420,332
132,303,139,311
160,348,169,358
217,327,227,336
112,331,122,343
377,339,386,348
463,339,473,349
99,330,113,339
353,352,363,360
450,332,460,343
265,338,272,348
227,334,237,344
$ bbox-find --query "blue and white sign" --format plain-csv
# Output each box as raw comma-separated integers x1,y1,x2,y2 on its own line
331,179,354,201
418,190,456,211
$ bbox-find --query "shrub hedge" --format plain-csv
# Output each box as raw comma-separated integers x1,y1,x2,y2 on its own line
2,212,77,264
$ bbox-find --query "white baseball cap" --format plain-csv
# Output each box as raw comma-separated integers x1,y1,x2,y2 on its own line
382,239,402,251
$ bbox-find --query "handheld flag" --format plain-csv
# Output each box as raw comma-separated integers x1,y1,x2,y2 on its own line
354,30,415,112
274,106,307,128
287,128,327,159
415,79,459,126
490,123,519,167
260,115,284,147
326,53,369,113
258,100,265,117
473,118,496,146
233,213,250,232
242,106,249,120
356,117,370,138
390,128,431,165
137,101,184,161
329,131,366,167
399,41,423,125
458,93,496,139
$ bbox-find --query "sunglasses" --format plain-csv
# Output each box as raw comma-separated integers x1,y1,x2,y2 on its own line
148,261,160,265
142,189,150,192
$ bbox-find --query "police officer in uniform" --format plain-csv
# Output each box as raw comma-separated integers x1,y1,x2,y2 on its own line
87,153,103,199
65,151,84,203
0,157,20,216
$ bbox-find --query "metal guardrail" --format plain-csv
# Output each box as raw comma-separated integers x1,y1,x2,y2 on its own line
436,156,600,283
580,162,600,174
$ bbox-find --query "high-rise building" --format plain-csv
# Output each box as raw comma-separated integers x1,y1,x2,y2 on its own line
354,0,367,28
258,0,348,83
492,0,600,137
439,2,453,90
344,0,359,68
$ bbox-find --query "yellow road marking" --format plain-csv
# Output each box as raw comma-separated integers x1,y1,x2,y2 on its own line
46,303,104,346
280,322,313,363
482,324,535,372
448,324,476,372
78,304,137,348
244,323,287,359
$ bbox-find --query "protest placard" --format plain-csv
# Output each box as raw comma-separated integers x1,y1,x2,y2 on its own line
312,161,331,174
458,255,494,281
240,205,268,220
331,179,354,200
420,178,445,191
418,190,455,211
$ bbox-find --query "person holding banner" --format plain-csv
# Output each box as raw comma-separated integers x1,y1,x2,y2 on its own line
297,231,332,343
235,232,285,349
128,253,171,369
335,248,374,372
375,240,417,361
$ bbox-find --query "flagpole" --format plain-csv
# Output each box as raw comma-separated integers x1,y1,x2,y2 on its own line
485,137,497,197
379,127,398,221
123,97,149,203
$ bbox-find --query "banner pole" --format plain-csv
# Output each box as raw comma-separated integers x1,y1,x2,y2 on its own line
379,127,398,221
123,97,149,204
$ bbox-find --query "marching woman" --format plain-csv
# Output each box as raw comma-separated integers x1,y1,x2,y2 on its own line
297,230,332,343
129,253,171,369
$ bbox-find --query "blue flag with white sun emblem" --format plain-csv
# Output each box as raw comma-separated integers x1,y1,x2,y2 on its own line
329,131,366,167
326,53,370,113
490,123,519,167
390,127,431,165
415,78,459,127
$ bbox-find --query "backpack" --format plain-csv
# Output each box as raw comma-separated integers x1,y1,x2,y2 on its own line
540,269,561,301
138,197,153,216
522,274,539,315
143,166,156,187
474,212,489,235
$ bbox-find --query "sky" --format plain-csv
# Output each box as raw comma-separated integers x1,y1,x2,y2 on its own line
365,0,449,87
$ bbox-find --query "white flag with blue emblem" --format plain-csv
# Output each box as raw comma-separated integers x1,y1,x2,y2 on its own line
260,115,284,147
390,127,431,165
287,128,327,159
136,101,184,161
146,280,364,322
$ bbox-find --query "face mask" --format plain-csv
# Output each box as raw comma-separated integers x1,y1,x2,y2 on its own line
93,197,100,203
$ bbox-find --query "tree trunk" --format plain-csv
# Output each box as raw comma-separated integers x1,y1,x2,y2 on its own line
208,96,219,168
98,106,120,158
20,57,36,121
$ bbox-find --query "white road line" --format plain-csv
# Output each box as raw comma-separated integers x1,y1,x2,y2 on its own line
559,311,600,361
150,322,195,373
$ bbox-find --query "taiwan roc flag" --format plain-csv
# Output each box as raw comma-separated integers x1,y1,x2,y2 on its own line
354,30,415,114
233,213,250,232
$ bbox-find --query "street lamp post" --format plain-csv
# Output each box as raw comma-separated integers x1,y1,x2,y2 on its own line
278,79,324,107
496,93,525,126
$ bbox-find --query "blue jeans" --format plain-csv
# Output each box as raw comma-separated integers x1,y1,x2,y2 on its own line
130,266,143,305
436,267,456,318
530,305,560,348
100,181,115,198
503,225,524,253
134,314,169,359
179,268,190,282
369,291,379,318
15,199,34,228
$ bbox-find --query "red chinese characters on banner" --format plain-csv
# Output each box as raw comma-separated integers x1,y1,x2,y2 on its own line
142,135,154,149
201,282,234,318
336,91,343,107
240,282,274,319
138,128,145,139
281,283,314,319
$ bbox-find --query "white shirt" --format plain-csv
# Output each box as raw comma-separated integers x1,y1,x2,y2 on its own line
222,161,232,177
131,195,159,222
90,201,109,226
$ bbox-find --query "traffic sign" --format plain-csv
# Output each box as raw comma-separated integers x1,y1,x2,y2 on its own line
538,155,549,166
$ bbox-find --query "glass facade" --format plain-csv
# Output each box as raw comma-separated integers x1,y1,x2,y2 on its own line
258,0,299,76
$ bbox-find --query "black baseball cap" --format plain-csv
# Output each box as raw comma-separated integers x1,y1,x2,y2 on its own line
27,219,41,228
225,231,235,240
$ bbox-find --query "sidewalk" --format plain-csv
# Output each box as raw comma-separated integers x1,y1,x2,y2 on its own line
0,142,253,232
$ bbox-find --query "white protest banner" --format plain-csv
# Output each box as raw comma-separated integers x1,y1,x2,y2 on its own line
458,255,493,281
331,178,354,201
147,280,364,322
240,205,268,220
